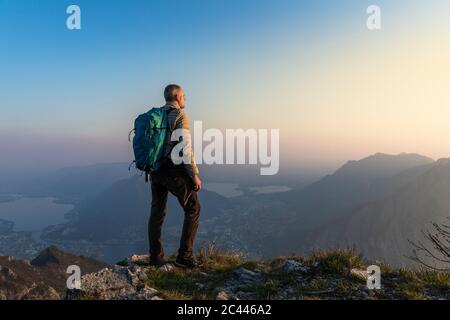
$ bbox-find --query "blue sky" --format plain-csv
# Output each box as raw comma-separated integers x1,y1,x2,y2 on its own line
1,1,449,171
1,0,357,127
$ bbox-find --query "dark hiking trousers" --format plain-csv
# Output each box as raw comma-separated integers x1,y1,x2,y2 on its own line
149,167,201,260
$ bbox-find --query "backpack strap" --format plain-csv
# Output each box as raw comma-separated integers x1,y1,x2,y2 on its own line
160,106,178,168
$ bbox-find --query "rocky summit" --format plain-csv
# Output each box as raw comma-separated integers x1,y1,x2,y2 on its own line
65,245,449,300
1,245,449,300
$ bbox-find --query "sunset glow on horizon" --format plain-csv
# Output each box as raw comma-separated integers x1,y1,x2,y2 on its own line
2,0,450,172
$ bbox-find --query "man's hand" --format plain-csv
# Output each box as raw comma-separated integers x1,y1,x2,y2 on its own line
192,175,202,192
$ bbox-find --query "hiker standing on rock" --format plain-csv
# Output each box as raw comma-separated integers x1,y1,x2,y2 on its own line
143,84,202,268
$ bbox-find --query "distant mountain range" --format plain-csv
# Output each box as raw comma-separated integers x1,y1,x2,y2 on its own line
274,153,435,229
37,153,450,268
261,153,450,267
0,162,312,201
309,158,450,268
2,152,449,268
0,163,134,202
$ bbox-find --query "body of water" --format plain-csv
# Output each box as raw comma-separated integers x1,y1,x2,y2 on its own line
203,182,243,197
0,195,73,236
203,182,291,198
246,185,292,194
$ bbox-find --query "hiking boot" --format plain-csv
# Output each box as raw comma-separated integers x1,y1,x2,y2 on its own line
175,256,198,269
149,257,166,267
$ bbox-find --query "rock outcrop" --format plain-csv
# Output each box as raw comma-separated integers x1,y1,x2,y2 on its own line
64,248,450,300
2,246,449,300
65,268,160,300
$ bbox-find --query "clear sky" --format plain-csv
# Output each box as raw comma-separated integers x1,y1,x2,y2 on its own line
1,0,450,172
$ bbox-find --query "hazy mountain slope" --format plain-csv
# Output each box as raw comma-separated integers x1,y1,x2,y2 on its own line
258,154,435,256
277,153,434,228
0,163,133,202
51,174,231,241
309,158,450,267
0,162,310,201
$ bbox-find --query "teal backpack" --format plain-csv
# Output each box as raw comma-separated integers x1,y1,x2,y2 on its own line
129,107,173,179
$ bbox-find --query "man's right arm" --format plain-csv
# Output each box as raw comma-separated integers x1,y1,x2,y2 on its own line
173,110,200,180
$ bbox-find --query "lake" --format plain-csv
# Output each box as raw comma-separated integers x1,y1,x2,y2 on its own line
203,182,243,197
203,182,291,198
0,195,73,235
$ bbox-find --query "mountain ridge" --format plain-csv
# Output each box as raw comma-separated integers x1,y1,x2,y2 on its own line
260,153,438,257
0,246,107,299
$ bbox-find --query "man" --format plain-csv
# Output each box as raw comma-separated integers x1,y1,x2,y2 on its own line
148,84,202,268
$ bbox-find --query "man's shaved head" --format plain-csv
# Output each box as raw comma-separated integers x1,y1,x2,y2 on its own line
164,84,182,102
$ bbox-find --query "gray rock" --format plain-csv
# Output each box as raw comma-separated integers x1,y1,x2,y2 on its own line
65,268,161,300
131,265,142,274
134,286,159,300
196,282,205,289
138,272,148,282
67,268,137,300
232,268,262,284
125,267,141,286
112,265,129,275
279,260,309,273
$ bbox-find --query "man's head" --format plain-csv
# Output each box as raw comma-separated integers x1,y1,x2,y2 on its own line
164,84,185,109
